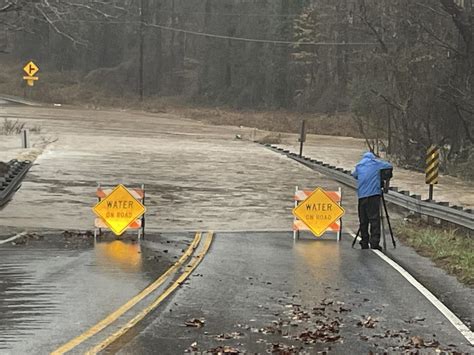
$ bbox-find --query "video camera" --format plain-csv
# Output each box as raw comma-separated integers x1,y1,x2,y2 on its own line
380,167,393,193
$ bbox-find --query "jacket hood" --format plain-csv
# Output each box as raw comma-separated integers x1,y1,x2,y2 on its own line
362,152,376,160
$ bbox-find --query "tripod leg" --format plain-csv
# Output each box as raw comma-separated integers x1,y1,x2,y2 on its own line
352,228,360,248
382,194,397,248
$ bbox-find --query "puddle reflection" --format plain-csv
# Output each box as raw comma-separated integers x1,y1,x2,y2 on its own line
293,239,341,280
94,240,143,273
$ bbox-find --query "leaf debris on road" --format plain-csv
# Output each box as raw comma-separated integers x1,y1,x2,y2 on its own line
357,316,378,328
185,318,206,328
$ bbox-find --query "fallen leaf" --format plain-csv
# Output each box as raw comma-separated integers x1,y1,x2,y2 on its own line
207,346,242,354
357,316,378,328
410,336,425,348
215,332,243,341
321,298,334,306
185,318,205,328
184,341,199,352
270,343,302,354
424,339,440,348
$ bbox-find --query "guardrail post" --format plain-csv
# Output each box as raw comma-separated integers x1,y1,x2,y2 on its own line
426,145,439,201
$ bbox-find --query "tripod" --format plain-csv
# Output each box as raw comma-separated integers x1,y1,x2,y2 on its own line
352,190,396,251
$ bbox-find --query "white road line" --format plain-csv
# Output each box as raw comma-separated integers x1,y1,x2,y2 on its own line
349,231,474,345
0,232,27,245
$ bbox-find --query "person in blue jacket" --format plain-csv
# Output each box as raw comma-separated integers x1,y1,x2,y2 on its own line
352,152,393,250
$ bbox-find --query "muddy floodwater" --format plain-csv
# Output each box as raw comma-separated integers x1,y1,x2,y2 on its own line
0,232,192,353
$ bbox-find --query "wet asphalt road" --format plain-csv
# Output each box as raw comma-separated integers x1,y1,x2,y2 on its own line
0,232,192,354
107,232,472,354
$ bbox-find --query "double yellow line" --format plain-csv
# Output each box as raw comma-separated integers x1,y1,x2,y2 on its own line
52,231,213,355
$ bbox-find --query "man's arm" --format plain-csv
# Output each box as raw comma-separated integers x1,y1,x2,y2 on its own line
352,166,359,179
376,159,392,170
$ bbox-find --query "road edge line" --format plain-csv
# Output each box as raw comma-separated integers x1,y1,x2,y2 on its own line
51,232,202,355
349,231,474,345
85,231,215,355
0,232,28,245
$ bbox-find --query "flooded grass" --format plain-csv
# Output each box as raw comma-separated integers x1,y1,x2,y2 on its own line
396,220,474,286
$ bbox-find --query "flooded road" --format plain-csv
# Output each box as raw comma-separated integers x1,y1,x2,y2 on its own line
0,105,359,233
0,232,192,354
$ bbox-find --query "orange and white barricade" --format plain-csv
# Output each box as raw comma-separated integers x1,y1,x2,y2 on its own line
293,186,343,241
94,184,146,239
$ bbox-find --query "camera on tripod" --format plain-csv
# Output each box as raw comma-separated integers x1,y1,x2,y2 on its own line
380,167,393,193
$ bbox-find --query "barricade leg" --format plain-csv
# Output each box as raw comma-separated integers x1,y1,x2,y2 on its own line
141,184,146,240
338,187,343,242
294,186,299,240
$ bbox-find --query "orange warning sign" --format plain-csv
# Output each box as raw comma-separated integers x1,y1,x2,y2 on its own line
292,187,345,237
93,184,146,236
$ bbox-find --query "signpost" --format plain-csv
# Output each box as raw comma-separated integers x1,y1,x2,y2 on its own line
425,145,440,201
293,187,345,237
93,184,146,236
23,61,39,87
298,120,306,157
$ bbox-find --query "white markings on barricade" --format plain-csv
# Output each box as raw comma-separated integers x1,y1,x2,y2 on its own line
94,184,146,237
349,231,474,346
293,186,344,240
0,232,27,245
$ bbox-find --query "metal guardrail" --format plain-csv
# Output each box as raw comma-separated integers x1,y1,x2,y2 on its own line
0,160,32,207
262,144,474,231
0,94,39,106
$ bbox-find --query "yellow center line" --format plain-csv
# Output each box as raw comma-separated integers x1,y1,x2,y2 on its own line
51,232,202,355
85,231,214,355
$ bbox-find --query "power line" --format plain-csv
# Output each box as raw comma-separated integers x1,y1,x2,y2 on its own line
145,23,379,47
149,9,302,18
48,19,379,47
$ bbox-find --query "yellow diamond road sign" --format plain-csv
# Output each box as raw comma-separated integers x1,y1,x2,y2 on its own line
93,184,146,236
293,187,345,237
23,61,39,77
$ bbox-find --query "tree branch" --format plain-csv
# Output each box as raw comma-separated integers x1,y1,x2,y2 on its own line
0,2,15,13
357,0,388,53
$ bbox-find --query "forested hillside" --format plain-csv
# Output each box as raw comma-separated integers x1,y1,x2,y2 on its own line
1,0,473,175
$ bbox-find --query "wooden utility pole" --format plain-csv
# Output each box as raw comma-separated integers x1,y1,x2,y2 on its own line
387,106,392,155
138,0,145,101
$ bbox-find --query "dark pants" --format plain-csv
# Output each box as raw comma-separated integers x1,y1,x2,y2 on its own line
358,195,381,248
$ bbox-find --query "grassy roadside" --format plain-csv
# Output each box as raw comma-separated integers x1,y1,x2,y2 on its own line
395,220,473,287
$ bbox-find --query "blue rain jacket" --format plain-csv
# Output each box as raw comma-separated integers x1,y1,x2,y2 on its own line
352,152,393,199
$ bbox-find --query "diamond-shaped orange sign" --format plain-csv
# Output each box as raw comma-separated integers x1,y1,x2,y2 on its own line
293,187,345,237
93,184,146,236
23,61,39,77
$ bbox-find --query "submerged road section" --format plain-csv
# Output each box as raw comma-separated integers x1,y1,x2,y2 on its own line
0,232,195,354
107,232,472,354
